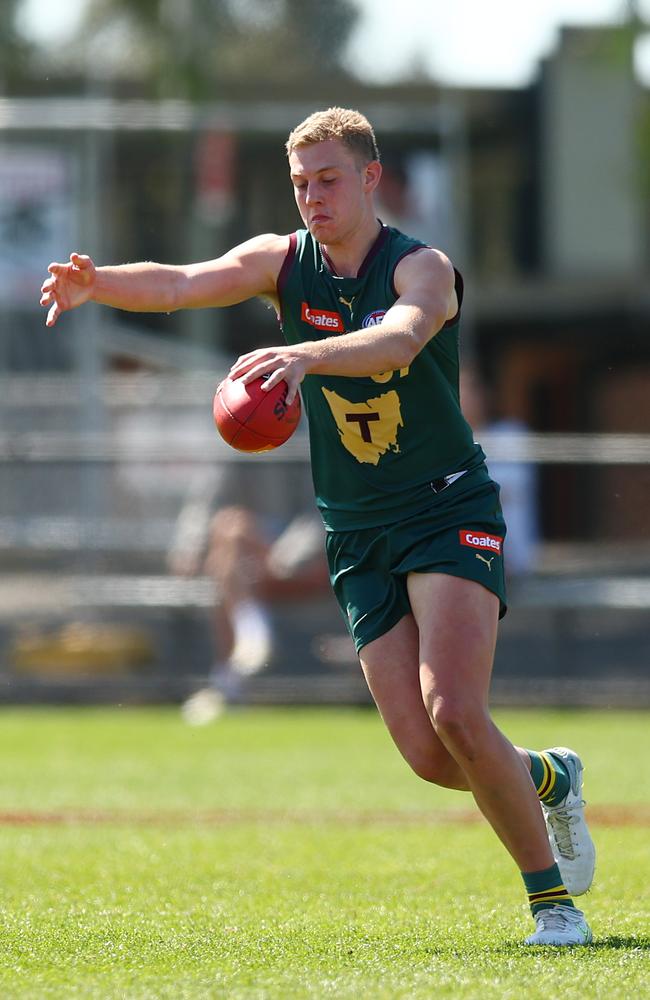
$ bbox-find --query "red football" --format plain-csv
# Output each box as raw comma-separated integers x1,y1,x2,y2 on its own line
213,375,301,452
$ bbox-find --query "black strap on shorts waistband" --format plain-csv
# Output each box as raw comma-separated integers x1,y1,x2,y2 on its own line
429,469,469,494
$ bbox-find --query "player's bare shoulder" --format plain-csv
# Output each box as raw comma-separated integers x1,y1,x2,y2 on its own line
393,247,458,322
229,232,290,283
185,232,291,310
230,232,291,310
393,246,455,293
241,232,290,259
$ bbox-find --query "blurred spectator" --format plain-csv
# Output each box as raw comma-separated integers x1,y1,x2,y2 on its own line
169,484,328,723
375,152,454,251
460,366,539,579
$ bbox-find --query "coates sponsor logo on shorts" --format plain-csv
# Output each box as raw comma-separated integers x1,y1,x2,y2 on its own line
301,302,344,332
362,310,386,327
459,530,503,554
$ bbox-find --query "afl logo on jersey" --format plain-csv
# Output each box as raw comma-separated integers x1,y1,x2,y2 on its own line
362,310,386,327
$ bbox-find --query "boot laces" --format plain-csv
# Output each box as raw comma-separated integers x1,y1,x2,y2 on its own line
546,800,585,859
535,906,582,931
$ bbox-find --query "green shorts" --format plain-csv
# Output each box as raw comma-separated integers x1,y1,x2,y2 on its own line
325,466,508,653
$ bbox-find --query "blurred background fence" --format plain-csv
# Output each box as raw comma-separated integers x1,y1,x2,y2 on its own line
0,371,649,707
1,3,649,706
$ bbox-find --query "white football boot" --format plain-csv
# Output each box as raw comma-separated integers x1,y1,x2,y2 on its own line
181,687,226,726
229,600,272,676
542,747,596,896
525,905,592,946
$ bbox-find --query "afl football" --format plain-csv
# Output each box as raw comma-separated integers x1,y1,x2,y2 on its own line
213,374,301,452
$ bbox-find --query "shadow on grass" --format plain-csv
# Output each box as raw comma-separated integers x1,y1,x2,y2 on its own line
591,935,650,951
440,934,650,958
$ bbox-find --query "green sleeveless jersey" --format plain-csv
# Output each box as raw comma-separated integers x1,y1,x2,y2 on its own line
277,224,485,530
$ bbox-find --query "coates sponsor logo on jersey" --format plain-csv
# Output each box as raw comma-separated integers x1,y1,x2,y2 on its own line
459,530,503,554
362,310,387,327
301,302,344,332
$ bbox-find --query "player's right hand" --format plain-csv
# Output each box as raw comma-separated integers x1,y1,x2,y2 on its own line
40,252,97,327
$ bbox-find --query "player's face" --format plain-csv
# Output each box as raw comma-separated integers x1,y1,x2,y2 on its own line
289,139,378,244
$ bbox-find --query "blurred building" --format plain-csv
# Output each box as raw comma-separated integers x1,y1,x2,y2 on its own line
470,28,650,547
0,23,649,702
5,27,649,539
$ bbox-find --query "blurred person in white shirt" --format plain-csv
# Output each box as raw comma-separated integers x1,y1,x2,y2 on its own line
460,366,539,579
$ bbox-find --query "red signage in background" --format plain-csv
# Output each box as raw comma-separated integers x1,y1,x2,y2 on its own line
194,131,236,224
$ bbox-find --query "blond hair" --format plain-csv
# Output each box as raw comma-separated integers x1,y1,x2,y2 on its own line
286,107,380,165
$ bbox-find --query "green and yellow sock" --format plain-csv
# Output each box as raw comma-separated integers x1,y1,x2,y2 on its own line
522,863,575,915
526,749,571,807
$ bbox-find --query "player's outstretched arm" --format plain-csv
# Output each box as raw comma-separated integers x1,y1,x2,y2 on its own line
40,234,289,327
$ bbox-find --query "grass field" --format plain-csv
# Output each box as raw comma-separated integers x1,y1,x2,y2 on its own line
0,706,648,999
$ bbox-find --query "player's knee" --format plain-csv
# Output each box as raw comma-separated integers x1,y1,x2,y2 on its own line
405,753,437,783
429,697,486,762
210,505,258,541
408,759,448,786
403,744,458,787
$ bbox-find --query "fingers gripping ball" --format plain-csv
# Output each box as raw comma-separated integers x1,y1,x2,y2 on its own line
213,375,301,452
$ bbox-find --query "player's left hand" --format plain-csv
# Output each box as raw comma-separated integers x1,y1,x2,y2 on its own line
229,347,308,405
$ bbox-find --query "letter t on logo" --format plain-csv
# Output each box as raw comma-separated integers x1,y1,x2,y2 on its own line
345,412,380,443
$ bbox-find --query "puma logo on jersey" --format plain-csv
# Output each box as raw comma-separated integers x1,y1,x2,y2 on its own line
339,295,355,310
475,553,495,571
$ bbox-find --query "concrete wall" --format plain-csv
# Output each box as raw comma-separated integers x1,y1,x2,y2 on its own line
541,28,644,277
